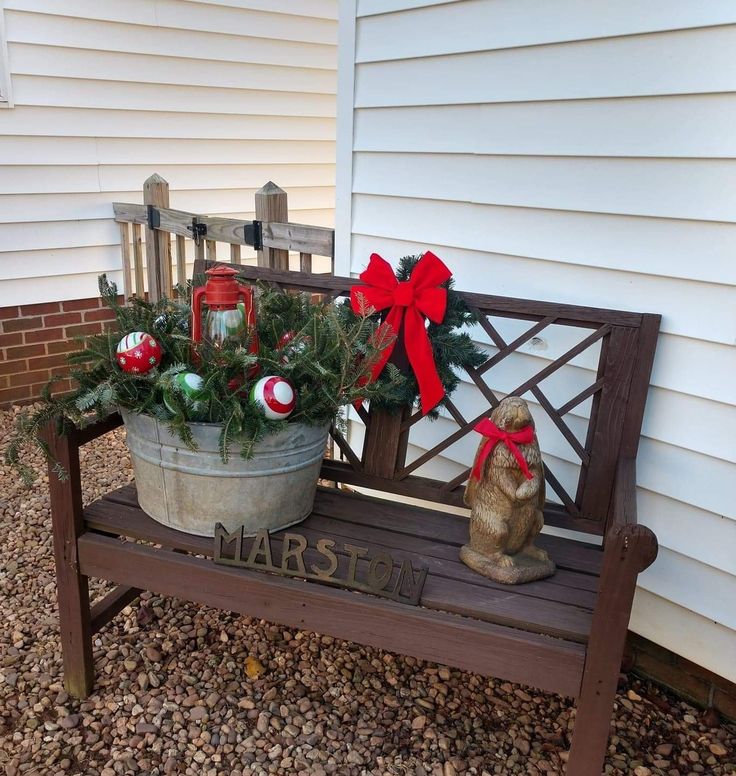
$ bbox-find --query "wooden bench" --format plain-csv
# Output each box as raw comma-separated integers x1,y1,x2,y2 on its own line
44,263,660,776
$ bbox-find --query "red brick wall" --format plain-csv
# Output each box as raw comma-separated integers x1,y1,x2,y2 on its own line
0,297,117,406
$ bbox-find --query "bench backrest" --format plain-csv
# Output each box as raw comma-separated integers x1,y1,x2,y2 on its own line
195,261,659,537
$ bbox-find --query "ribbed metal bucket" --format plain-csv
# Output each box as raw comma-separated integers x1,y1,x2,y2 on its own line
121,410,329,537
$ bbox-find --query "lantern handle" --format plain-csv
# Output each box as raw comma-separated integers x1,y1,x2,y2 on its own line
238,285,259,355
191,285,206,344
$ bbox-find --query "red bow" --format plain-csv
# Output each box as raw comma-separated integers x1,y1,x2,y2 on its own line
351,252,451,415
472,418,535,481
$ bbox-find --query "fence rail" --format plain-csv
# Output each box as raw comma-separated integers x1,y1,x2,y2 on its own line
113,174,335,301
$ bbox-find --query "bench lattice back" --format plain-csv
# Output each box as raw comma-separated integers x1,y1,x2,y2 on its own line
196,262,660,537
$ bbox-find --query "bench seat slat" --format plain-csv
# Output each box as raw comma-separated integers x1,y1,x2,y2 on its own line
313,488,603,577
98,487,597,603
103,484,603,579
303,512,597,609
85,488,595,644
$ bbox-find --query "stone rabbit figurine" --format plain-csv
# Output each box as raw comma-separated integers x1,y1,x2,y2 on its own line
460,396,555,584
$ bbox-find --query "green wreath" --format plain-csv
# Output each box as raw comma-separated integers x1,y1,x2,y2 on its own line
340,254,486,417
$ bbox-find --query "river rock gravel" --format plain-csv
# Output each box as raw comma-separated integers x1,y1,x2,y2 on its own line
1,405,734,776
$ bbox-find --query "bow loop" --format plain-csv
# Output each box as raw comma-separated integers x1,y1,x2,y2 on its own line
350,252,451,415
414,286,447,323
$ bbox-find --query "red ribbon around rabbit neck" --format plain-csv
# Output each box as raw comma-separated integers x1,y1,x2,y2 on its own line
350,251,451,415
471,418,535,481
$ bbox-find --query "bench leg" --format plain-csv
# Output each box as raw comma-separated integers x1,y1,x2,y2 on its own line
566,670,619,775
43,423,95,699
566,525,655,775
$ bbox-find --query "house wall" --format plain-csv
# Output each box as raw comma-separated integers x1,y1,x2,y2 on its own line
336,0,736,682
0,0,338,308
0,0,337,405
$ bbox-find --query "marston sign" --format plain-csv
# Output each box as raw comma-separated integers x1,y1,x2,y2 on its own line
214,524,428,605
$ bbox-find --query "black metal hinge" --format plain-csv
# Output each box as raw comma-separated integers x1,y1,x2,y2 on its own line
187,217,208,246
146,204,160,230
244,220,263,251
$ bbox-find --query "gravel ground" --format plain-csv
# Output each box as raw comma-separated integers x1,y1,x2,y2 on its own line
0,405,734,776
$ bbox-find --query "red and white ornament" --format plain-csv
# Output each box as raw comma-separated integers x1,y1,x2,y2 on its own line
277,330,310,363
116,332,161,374
250,375,296,420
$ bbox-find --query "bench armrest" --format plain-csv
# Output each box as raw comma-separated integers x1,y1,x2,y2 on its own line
70,412,124,447
604,456,658,573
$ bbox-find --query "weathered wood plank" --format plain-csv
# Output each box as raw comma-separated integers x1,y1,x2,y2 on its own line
256,182,289,270
619,314,661,459
41,423,93,699
143,174,171,301
77,533,586,697
131,223,144,298
90,585,141,635
361,406,410,478
227,265,642,326
71,413,123,447
113,202,147,225
118,222,132,302
175,235,187,287
83,498,592,642
114,201,334,256
567,522,657,774
578,326,638,521
319,459,604,535
102,483,602,582
311,487,603,577
230,243,242,265
302,513,597,608
91,488,597,606
262,221,334,257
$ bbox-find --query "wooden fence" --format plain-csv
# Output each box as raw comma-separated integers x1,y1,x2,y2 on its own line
114,174,335,301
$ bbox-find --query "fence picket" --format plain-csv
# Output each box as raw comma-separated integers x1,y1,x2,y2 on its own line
132,223,144,298
118,222,132,302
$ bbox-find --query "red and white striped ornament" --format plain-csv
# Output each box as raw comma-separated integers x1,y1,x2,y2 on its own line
116,332,161,375
250,375,296,420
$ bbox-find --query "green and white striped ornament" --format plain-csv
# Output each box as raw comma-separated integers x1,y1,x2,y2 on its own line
164,372,207,418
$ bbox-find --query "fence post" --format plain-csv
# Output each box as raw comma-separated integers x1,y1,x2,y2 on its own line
143,173,171,301
255,181,289,270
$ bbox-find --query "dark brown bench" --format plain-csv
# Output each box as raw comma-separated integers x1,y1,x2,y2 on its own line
44,263,660,776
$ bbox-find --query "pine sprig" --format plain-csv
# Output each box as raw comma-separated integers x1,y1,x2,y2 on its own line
6,274,406,481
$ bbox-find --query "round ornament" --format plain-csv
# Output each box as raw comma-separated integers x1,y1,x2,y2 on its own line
164,372,207,417
116,332,161,374
276,330,310,363
250,375,296,420
153,313,169,331
226,375,248,398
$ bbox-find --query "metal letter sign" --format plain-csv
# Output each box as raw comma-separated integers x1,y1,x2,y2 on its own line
214,524,428,606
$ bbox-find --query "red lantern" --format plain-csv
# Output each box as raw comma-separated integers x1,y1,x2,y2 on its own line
192,266,258,353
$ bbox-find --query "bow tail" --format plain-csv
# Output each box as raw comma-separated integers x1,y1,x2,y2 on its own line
366,306,402,382
404,305,445,415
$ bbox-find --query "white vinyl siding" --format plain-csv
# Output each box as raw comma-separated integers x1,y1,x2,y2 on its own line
337,0,736,682
0,0,337,306
0,1,11,105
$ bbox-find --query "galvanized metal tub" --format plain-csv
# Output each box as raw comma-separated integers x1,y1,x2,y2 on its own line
121,410,329,537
